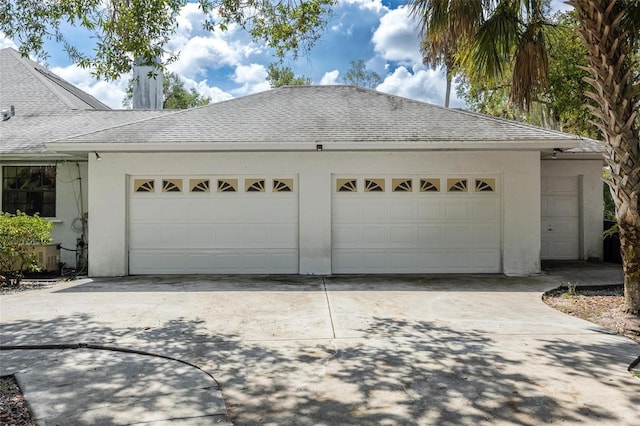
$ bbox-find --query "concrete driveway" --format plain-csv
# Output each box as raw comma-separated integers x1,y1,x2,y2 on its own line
1,272,638,425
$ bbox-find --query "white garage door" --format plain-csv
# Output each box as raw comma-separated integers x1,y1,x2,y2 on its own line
541,176,580,259
332,176,501,273
129,176,298,274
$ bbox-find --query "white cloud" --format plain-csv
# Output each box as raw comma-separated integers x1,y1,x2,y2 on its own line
181,77,234,103
338,0,387,14
167,3,263,80
376,65,464,107
230,64,270,96
320,70,340,85
51,65,128,109
371,6,422,66
0,33,17,50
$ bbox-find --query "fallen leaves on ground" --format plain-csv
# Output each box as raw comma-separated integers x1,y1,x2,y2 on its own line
543,285,640,344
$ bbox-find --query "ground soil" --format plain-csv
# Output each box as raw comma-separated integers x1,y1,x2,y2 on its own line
542,285,640,344
0,376,36,426
1,281,638,423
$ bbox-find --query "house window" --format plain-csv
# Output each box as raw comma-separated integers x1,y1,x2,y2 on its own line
2,166,56,216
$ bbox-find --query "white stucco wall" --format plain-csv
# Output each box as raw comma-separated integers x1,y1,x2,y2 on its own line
541,159,604,260
0,161,88,269
88,151,541,277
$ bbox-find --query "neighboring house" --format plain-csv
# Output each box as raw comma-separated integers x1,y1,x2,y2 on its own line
1,47,605,277
0,48,170,270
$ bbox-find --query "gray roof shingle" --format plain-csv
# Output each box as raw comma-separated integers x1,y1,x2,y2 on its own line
0,47,173,154
0,50,603,156
0,48,110,114
55,85,588,146
1,110,173,153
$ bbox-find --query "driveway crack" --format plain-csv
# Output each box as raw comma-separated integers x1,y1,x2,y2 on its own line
322,277,336,339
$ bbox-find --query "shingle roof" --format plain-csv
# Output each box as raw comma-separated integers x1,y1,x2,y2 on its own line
0,47,174,154
0,48,110,114
0,110,173,153
55,85,587,146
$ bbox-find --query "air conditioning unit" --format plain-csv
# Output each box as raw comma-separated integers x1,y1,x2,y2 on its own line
27,244,60,272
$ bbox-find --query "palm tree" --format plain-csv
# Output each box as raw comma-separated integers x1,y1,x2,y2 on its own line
409,0,485,107
409,0,640,313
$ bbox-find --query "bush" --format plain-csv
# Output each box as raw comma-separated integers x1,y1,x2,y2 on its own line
0,211,53,285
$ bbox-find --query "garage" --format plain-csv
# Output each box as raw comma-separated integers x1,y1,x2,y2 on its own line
331,175,502,273
541,175,580,259
128,175,298,274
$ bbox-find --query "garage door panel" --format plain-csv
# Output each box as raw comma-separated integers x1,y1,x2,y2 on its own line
333,226,362,247
444,200,470,220
332,175,501,273
362,200,389,221
474,225,501,248
474,251,501,271
418,200,442,220
389,226,417,246
270,225,298,245
417,252,446,271
129,224,159,248
390,202,418,220
444,251,474,271
473,199,501,219
332,199,362,222
158,226,189,248
186,225,215,248
444,226,474,247
185,200,215,222
418,227,443,245
130,249,298,274
363,227,387,245
129,175,298,274
390,252,418,270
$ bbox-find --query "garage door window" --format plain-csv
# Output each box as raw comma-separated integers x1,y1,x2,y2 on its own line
364,179,385,192
337,179,358,192
392,178,412,192
190,179,210,192
217,179,238,192
447,178,468,192
134,179,155,193
474,178,496,192
162,179,182,192
245,179,266,192
420,178,440,192
273,179,293,192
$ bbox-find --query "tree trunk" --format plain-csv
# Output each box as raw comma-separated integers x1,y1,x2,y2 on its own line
569,0,640,314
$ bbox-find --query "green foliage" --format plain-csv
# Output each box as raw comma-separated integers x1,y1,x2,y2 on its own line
561,281,578,298
0,0,335,80
457,11,600,138
0,212,53,284
267,63,311,88
343,60,382,89
123,72,211,109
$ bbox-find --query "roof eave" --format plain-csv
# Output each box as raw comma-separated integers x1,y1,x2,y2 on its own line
47,139,581,153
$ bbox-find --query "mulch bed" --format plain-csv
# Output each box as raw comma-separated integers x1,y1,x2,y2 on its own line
0,376,36,426
543,285,640,344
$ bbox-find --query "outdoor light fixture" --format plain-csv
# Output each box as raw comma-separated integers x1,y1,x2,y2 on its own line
94,151,102,161
316,144,323,151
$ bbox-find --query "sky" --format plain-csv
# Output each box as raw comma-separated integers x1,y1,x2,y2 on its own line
0,0,572,110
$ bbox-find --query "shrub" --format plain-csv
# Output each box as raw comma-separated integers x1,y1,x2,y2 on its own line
0,211,53,285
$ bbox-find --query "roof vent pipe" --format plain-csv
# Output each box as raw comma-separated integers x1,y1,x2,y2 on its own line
132,57,163,110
